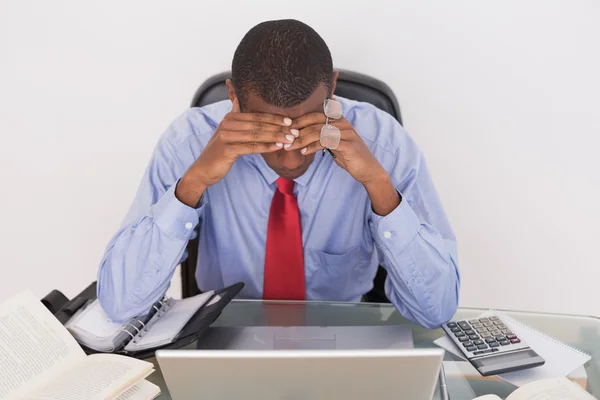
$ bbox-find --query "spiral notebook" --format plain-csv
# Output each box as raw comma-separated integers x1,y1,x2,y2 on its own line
61,281,248,359
435,310,591,387
65,291,215,353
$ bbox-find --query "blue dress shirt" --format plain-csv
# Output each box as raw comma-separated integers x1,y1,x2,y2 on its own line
97,97,460,328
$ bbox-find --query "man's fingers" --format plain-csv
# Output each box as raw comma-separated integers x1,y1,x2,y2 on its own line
284,124,354,152
283,125,321,151
230,142,282,156
301,139,350,156
219,129,295,145
299,139,324,156
227,111,292,127
220,119,299,136
290,113,327,130
231,97,241,113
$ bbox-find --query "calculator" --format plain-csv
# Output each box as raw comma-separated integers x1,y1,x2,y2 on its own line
441,315,545,376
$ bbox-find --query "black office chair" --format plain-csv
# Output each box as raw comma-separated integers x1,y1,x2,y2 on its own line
181,69,402,303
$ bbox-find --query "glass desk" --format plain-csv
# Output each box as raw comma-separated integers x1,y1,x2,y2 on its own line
145,300,600,399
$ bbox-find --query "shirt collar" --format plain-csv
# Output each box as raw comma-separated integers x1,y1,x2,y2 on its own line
242,152,326,188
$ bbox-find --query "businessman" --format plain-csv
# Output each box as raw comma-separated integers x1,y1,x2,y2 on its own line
97,19,460,328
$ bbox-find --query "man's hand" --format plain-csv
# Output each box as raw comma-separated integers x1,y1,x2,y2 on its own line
289,112,401,216
288,112,385,185
176,99,297,207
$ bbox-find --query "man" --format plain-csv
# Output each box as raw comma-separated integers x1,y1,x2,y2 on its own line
97,19,460,329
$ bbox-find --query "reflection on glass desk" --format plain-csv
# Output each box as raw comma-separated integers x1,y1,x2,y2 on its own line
144,300,600,399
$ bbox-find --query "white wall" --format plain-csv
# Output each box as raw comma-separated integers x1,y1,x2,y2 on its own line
1,0,599,316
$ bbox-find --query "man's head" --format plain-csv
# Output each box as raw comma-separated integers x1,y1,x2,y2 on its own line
227,19,338,179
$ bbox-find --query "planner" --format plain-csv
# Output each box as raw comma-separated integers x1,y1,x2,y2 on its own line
57,281,244,358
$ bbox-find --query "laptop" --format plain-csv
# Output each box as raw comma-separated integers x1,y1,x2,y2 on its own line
156,326,445,400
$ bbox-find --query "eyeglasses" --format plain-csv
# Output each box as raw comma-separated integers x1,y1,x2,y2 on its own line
320,98,342,158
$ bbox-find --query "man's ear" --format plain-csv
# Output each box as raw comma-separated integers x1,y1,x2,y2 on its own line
330,70,339,97
226,79,237,104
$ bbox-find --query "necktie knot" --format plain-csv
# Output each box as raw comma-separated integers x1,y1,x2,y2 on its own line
276,177,295,195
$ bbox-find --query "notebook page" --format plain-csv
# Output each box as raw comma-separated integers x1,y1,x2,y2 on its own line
66,300,125,338
124,291,214,352
0,291,84,400
492,312,591,387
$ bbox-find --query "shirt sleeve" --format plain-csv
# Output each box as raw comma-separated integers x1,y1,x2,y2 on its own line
367,117,460,329
97,111,209,322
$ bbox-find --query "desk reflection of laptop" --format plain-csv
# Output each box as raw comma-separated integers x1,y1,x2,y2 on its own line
156,325,446,400
197,325,414,350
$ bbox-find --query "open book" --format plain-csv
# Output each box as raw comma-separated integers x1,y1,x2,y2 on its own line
474,377,596,400
0,291,160,400
65,291,215,353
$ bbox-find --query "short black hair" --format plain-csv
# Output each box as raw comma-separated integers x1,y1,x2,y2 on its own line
232,19,333,109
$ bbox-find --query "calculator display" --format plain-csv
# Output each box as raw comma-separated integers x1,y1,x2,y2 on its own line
473,349,539,366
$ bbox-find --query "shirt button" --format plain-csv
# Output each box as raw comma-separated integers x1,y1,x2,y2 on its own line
184,222,193,230
383,231,392,239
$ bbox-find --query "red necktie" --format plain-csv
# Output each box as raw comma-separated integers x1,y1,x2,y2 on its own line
263,177,306,300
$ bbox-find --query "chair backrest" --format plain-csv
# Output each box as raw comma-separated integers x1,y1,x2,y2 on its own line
181,69,402,302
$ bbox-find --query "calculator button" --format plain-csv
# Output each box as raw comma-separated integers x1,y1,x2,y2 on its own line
463,341,473,347
492,348,499,352
489,342,500,348
483,322,493,327
476,327,488,333
490,330,501,336
477,344,488,350
459,337,470,342
497,324,507,330
495,336,506,341
485,338,496,343
447,322,457,328
451,327,461,333
469,335,479,340
481,333,492,338
458,322,470,330
469,319,479,324
501,329,512,334
493,320,503,325
510,338,521,344
471,323,482,329
466,346,477,352
455,332,466,337
499,340,510,346
506,334,517,340
490,316,500,321
479,318,490,323
478,349,493,355
464,330,475,335
473,339,484,345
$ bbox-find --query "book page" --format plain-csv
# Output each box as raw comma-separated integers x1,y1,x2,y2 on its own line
508,377,595,400
21,354,154,400
0,291,84,400
114,380,160,400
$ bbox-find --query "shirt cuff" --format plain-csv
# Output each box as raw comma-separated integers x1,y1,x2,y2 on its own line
371,194,421,251
152,182,204,240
